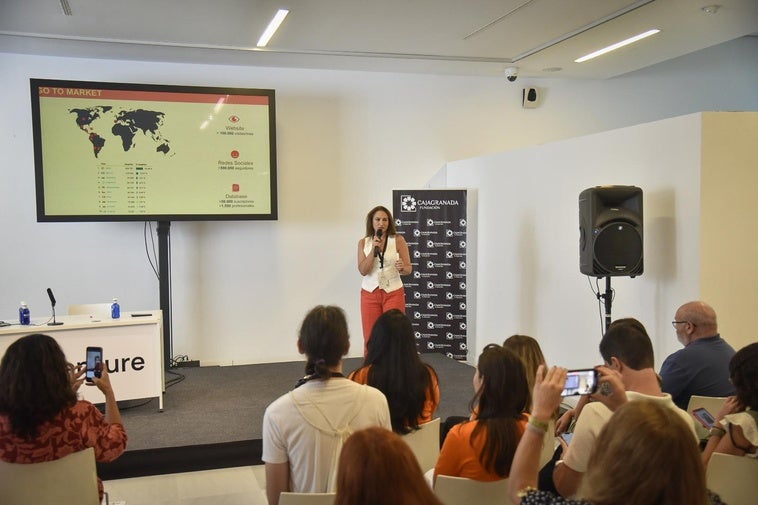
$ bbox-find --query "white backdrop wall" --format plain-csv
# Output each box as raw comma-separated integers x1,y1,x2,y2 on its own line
445,113,705,369
1,37,757,365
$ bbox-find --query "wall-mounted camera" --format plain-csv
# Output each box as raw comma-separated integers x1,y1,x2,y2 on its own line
504,67,519,82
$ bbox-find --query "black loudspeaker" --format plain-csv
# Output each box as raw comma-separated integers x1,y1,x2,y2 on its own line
579,186,643,277
522,87,539,108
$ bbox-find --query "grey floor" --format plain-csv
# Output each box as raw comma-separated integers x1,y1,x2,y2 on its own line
105,353,476,505
120,353,474,451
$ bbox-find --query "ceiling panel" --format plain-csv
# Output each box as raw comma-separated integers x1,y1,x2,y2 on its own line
0,0,756,78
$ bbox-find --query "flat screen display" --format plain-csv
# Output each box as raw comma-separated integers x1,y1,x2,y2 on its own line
30,79,277,221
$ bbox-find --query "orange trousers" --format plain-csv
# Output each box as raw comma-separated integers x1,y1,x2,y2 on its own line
360,287,406,356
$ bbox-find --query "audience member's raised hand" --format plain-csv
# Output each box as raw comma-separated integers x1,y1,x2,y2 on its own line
91,367,114,394
532,365,567,420
591,365,627,411
555,408,574,434
67,362,85,392
715,396,742,420
555,394,592,434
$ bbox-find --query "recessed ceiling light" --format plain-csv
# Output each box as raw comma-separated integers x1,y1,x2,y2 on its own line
257,9,289,47
575,29,660,63
542,67,563,73
701,5,721,14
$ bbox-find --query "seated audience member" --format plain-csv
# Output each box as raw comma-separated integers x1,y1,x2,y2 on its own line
335,427,443,505
702,342,758,463
0,333,127,502
555,318,649,434
662,301,736,410
503,335,546,411
440,336,541,446
349,309,440,434
552,320,697,498
508,365,725,505
503,334,560,492
435,344,529,482
262,305,391,505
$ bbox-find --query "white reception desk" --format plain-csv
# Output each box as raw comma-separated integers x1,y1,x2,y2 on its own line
0,312,164,411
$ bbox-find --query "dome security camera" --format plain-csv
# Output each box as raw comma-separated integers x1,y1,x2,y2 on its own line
505,67,519,82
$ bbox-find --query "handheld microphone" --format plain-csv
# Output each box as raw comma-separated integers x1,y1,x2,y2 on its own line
46,288,63,326
374,229,383,257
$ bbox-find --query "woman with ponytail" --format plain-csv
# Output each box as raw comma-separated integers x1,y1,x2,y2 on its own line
262,305,391,505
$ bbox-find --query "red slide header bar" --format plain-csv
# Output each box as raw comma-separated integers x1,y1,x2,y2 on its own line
36,86,269,105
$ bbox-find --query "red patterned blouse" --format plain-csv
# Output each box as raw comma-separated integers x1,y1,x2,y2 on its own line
0,400,128,501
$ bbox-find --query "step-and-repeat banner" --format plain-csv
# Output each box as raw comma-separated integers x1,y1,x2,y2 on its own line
393,189,468,360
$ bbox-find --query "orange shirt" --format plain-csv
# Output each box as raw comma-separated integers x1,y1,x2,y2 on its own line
348,364,440,425
434,417,528,482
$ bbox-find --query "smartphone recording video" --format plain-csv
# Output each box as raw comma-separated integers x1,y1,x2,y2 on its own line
691,407,716,429
561,369,598,396
85,347,103,383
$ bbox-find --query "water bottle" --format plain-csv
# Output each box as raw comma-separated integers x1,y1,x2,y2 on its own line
111,298,120,319
19,302,30,325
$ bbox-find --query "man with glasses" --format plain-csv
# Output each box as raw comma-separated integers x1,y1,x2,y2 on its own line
660,301,735,410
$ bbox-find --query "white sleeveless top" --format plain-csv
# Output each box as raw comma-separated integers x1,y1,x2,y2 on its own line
361,235,403,293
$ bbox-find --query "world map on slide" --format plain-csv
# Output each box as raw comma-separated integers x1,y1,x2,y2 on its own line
68,106,172,158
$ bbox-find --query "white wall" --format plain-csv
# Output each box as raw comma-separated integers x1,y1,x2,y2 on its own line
700,112,758,353
1,37,757,365
445,114,705,369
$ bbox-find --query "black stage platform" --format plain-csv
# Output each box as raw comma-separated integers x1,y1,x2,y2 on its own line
99,353,474,479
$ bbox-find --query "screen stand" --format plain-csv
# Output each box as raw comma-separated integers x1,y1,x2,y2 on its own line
157,221,172,370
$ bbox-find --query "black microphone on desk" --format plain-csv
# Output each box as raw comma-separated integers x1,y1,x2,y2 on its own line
374,228,383,257
47,288,64,326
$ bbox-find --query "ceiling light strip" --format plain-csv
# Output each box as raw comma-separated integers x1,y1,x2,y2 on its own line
257,9,289,47
575,29,660,62
59,0,73,16
511,0,655,62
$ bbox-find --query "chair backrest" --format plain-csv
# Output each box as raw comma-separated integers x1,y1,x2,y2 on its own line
68,303,113,317
433,475,509,505
686,395,727,440
706,452,758,505
402,417,441,473
279,492,336,505
0,447,100,505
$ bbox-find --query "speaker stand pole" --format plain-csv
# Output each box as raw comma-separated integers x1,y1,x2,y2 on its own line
600,276,613,334
157,221,172,370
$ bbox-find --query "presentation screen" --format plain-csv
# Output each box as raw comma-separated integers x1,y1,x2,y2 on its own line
30,78,277,221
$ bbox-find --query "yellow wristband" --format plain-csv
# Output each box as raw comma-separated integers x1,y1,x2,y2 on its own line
528,417,549,433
